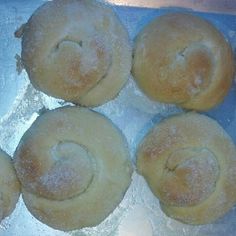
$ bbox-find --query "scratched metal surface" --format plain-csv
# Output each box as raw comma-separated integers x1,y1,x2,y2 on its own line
106,0,236,14
0,0,236,235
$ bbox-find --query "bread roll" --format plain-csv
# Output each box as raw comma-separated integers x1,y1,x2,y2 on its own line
132,13,234,111
137,113,236,224
0,149,20,221
16,0,131,107
14,106,133,231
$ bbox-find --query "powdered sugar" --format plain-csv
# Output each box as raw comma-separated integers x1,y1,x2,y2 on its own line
161,148,219,206
37,141,94,200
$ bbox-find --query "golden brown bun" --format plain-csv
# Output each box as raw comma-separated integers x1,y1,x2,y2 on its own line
17,0,131,107
0,149,20,221
137,113,236,224
14,106,133,231
132,13,234,111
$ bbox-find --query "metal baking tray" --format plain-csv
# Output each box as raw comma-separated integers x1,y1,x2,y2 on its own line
0,0,236,235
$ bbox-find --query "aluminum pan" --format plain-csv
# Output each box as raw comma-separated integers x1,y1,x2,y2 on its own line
0,1,236,235
107,0,236,14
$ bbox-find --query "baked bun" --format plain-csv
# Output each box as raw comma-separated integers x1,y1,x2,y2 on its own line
16,0,131,107
137,113,236,224
14,106,133,231
0,149,20,221
132,13,234,111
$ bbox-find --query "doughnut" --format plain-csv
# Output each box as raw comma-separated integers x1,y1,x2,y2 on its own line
14,106,133,231
0,149,20,221
16,0,132,106
136,112,236,224
132,13,234,111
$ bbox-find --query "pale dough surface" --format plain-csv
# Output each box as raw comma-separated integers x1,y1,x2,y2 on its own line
14,106,133,231
137,113,236,224
18,0,132,107
0,149,20,222
132,13,234,110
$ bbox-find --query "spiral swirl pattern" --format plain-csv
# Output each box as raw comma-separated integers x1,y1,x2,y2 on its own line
137,113,236,224
18,0,131,106
132,13,234,110
14,107,133,231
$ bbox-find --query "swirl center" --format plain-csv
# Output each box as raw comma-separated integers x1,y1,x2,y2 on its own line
48,35,111,98
162,42,214,103
39,141,95,201
159,148,219,207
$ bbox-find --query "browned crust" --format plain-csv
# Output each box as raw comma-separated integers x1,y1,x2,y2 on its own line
137,112,236,224
19,0,131,107
132,13,234,111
